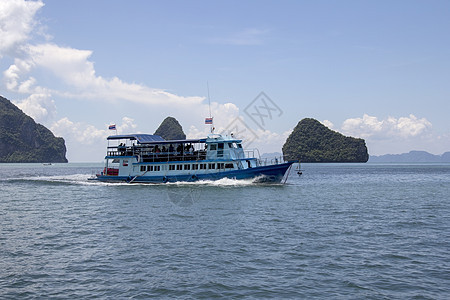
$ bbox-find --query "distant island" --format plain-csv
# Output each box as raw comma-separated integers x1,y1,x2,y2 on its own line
0,96,68,163
283,118,369,163
154,116,186,140
369,151,450,163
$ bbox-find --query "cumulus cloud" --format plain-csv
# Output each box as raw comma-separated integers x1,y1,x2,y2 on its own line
341,114,432,139
2,1,204,111
3,58,35,91
13,93,56,123
4,43,204,107
187,105,291,154
321,119,334,129
0,0,44,57
51,116,138,146
186,102,240,138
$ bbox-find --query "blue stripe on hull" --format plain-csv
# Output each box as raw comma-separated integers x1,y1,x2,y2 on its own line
91,162,295,184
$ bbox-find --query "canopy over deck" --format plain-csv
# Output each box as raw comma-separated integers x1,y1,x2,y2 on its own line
107,134,165,144
107,134,207,145
107,134,242,145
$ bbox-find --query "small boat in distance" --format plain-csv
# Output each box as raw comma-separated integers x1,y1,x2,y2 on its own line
89,133,296,184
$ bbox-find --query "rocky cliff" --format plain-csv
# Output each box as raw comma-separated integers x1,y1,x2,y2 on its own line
0,96,68,163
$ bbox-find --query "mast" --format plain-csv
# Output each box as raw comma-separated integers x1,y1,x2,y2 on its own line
206,81,214,133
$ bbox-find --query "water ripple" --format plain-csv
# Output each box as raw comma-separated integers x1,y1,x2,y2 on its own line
0,163,449,299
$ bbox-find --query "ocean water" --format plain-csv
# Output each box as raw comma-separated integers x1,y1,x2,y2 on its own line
0,163,449,299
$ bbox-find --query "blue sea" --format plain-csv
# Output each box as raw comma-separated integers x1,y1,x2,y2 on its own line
1,163,449,299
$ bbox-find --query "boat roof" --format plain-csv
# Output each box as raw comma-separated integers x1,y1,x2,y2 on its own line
107,134,241,145
107,134,165,143
107,134,207,145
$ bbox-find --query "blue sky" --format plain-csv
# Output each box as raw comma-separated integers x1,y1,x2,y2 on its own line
1,0,449,161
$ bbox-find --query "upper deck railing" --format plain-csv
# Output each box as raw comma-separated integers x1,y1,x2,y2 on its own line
107,146,207,162
107,145,290,166
257,156,290,166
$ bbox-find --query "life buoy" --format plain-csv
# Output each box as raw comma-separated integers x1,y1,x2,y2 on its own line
162,176,168,183
190,175,198,181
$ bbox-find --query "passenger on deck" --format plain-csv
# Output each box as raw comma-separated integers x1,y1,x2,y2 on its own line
162,146,167,152
169,144,174,152
118,143,126,155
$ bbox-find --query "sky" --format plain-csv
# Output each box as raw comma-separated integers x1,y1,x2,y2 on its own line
1,0,449,162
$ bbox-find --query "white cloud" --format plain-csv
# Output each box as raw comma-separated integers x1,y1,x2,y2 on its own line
321,119,334,129
187,107,291,154
12,93,56,123
51,116,139,145
4,42,205,107
3,58,34,90
2,1,204,110
0,0,44,57
186,102,240,138
119,116,138,133
341,114,432,139
50,116,141,161
51,117,106,145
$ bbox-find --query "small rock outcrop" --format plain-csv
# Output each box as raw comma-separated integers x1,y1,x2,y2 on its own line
0,96,68,163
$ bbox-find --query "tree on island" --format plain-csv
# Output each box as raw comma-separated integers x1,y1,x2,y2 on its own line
283,118,368,163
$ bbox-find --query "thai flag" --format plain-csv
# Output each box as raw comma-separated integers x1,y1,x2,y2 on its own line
205,117,213,124
109,124,116,130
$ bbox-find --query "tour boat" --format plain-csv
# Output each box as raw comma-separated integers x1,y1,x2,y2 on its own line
89,133,296,184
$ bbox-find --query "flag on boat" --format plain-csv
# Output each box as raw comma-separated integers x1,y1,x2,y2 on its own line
205,117,213,124
108,124,116,130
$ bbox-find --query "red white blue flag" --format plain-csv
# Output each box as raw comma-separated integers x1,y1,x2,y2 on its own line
108,124,116,130
205,117,213,124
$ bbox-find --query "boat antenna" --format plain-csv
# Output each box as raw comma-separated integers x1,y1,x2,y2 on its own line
207,81,214,133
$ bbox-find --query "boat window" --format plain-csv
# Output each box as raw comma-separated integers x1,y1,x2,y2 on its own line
200,164,206,170
217,163,224,169
147,165,153,171
237,143,243,148
209,144,217,150
184,164,190,170
228,143,233,148
169,165,175,171
208,163,215,169
154,166,160,171
140,166,146,172
177,165,182,170
225,163,234,169
218,143,224,149
192,164,199,170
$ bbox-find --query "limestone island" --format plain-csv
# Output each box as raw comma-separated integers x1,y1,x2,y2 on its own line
283,118,368,163
154,116,186,140
0,96,68,163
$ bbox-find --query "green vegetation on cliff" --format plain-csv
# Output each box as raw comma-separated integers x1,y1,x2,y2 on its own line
154,116,186,140
0,96,68,163
283,118,368,163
